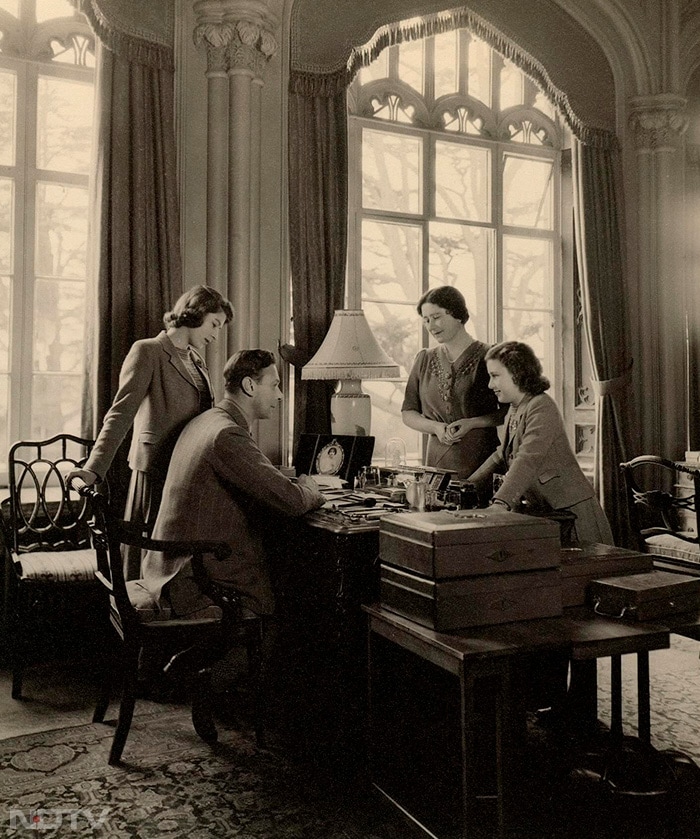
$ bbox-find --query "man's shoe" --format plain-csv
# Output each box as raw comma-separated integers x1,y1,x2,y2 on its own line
191,669,218,744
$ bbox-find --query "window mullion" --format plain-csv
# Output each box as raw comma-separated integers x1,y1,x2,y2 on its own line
18,63,38,438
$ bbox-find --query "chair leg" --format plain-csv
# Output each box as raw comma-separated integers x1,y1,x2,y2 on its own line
245,618,266,748
10,591,27,700
92,654,113,724
191,668,218,744
11,666,23,701
108,643,140,765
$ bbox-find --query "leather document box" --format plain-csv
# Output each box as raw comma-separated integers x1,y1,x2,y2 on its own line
380,563,563,631
588,569,700,621
379,509,561,580
560,543,654,607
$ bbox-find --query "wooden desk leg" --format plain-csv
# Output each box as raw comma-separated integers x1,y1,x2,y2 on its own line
497,660,523,839
610,655,623,739
568,659,598,735
460,666,480,839
637,651,651,745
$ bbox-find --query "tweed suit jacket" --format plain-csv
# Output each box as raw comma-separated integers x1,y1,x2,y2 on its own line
469,392,596,512
141,398,324,616
84,331,213,482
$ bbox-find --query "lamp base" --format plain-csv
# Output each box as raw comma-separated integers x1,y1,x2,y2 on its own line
330,380,370,436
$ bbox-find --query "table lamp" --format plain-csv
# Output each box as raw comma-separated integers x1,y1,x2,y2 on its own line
302,309,400,436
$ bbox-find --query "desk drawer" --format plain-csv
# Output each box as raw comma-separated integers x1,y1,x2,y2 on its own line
380,563,562,631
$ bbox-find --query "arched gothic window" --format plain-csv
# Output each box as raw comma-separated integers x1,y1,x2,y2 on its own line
0,0,95,468
346,26,594,467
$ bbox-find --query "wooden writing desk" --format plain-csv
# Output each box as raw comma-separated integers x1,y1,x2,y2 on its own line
364,603,670,839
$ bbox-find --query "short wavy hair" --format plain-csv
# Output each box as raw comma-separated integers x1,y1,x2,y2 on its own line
485,341,550,396
224,349,276,393
416,286,469,324
163,285,234,329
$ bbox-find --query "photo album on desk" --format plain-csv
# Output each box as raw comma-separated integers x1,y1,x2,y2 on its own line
293,434,375,489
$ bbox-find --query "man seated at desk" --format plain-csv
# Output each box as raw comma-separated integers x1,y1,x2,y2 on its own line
141,349,326,726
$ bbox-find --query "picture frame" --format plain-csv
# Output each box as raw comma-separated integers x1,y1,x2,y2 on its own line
293,434,375,487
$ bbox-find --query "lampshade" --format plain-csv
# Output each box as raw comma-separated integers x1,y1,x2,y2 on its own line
301,310,399,437
301,310,399,380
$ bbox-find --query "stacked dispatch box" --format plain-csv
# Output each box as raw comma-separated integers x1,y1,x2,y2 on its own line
559,543,654,607
378,509,562,631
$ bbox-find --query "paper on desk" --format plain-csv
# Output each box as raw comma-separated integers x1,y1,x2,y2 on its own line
313,475,346,490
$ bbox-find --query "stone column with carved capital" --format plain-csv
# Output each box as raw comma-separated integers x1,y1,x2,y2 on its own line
193,0,279,375
627,93,689,457
629,94,688,153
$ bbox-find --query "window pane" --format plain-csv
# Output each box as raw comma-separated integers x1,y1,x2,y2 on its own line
534,90,556,120
434,31,457,99
362,219,422,303
36,0,75,22
31,372,82,438
0,177,14,273
398,38,423,94
37,75,93,174
0,375,7,454
0,69,16,165
435,140,490,222
500,58,523,110
363,300,420,377
503,155,553,229
0,274,9,373
503,236,552,309
364,380,421,465
467,36,491,107
502,308,554,383
428,222,492,338
362,129,422,213
36,182,88,278
0,0,19,17
33,277,85,373
359,51,388,84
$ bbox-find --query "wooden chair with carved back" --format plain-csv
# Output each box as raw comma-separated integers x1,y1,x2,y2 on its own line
72,479,264,765
0,434,103,700
620,455,700,574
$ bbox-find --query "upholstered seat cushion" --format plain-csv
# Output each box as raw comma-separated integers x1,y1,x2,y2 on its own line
126,580,222,625
645,533,700,566
14,549,97,581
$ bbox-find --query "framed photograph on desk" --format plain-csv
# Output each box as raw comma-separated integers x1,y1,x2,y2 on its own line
293,434,375,487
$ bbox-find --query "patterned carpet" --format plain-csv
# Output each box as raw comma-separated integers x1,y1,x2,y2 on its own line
2,640,700,839
0,707,406,838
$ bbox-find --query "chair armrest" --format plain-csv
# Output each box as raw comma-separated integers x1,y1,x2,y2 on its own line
71,477,231,561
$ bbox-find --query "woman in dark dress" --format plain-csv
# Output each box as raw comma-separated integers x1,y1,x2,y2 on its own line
401,286,505,478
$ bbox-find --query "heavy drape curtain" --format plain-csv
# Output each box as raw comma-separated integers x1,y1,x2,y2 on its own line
283,73,348,440
286,10,633,540
75,1,182,504
572,140,633,546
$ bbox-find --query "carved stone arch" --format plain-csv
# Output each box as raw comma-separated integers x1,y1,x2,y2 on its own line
432,93,497,139
353,78,431,127
681,6,700,93
553,0,655,99
497,105,561,148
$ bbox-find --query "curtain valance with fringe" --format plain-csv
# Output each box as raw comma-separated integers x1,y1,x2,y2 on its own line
69,0,174,69
290,4,617,151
